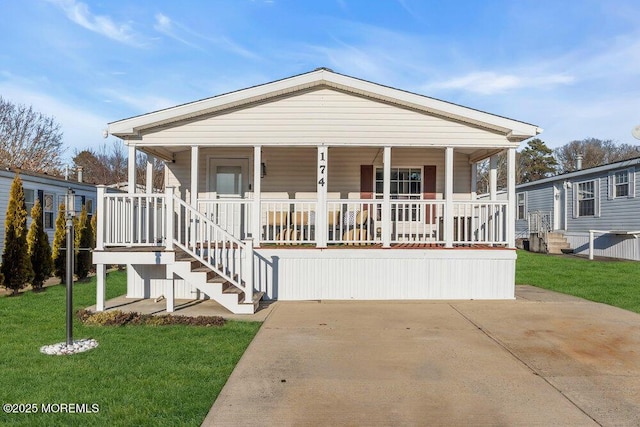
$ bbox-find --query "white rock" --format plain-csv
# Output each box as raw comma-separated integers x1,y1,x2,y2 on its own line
40,339,99,356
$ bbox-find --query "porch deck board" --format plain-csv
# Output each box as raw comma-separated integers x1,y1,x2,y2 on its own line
99,243,508,252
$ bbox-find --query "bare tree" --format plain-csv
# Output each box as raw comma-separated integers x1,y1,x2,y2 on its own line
0,97,65,174
72,141,164,190
554,138,640,173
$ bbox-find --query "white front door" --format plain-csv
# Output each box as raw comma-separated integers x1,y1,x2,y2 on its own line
208,158,249,238
553,183,565,230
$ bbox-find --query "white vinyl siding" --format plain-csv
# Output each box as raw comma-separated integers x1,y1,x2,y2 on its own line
167,147,473,200
140,88,511,148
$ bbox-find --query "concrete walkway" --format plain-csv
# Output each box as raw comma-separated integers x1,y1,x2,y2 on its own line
203,286,640,426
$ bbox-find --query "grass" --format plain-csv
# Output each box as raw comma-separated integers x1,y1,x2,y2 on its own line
516,249,640,313
0,271,261,426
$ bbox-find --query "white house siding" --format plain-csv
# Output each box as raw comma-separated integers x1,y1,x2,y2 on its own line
0,170,97,253
564,232,640,261
252,248,516,300
166,147,473,199
127,264,206,299
139,87,507,148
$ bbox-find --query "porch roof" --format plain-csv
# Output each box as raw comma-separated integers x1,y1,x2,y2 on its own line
108,68,541,144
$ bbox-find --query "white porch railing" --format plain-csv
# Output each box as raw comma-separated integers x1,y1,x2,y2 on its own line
98,190,510,249
528,210,552,236
97,187,253,303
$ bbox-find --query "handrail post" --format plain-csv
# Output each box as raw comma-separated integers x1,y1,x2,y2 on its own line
243,239,254,305
589,230,595,260
165,186,175,250
96,186,105,250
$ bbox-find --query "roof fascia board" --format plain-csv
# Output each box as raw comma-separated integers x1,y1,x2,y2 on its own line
517,157,640,189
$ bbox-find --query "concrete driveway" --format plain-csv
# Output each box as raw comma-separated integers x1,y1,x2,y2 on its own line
204,286,640,426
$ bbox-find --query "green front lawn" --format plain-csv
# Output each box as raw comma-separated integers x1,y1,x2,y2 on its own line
516,250,640,313
0,271,261,426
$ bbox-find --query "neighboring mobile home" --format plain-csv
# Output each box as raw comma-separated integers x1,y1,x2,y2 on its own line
0,167,97,254
516,157,640,260
93,68,541,314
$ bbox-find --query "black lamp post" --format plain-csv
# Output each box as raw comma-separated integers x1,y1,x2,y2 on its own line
66,189,75,346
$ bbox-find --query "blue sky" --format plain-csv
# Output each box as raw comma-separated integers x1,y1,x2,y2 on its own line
2,0,640,163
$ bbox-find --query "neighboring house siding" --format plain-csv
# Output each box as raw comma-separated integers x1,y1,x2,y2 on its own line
0,171,97,254
566,167,640,231
141,88,508,147
564,232,640,261
167,147,473,200
515,185,554,236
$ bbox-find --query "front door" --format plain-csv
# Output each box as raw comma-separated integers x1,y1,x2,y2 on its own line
208,158,249,238
553,182,565,230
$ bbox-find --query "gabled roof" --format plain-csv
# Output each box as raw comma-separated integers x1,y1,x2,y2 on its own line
517,156,640,189
108,68,541,142
0,166,98,190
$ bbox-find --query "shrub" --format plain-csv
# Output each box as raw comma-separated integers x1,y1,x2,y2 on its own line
76,309,225,327
75,205,92,280
27,199,53,291
52,203,67,283
1,174,33,294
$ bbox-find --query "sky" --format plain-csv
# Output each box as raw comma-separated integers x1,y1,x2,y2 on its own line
1,0,640,164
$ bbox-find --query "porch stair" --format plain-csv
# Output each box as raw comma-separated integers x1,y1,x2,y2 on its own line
169,250,264,315
546,232,571,254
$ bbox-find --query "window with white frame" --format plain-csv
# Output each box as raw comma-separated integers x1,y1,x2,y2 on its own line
577,180,596,217
516,192,526,220
43,193,55,229
614,171,629,197
375,168,422,222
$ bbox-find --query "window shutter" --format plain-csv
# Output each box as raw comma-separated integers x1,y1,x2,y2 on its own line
360,165,373,199
628,167,636,198
607,173,614,200
572,182,578,218
423,165,437,224
595,179,601,217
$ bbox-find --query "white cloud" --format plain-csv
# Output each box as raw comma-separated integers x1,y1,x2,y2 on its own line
153,12,259,59
47,0,145,47
425,71,575,95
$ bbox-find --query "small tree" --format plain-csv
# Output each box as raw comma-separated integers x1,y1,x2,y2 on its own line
52,203,67,283
27,199,53,291
75,205,92,280
1,174,34,294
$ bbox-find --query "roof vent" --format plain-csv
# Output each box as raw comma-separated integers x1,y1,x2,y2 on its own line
576,154,583,171
314,67,334,72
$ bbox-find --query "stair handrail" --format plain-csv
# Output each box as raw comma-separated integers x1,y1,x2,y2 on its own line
172,195,253,303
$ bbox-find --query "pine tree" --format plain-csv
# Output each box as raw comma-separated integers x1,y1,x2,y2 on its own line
52,203,67,283
1,174,34,294
27,199,53,291
75,205,92,280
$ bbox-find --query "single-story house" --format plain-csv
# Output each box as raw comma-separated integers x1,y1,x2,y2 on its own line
0,167,98,255
516,156,640,260
93,68,541,314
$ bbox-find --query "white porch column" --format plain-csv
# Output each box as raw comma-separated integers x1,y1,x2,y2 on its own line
96,263,106,312
444,147,454,248
316,146,328,248
507,148,516,248
96,185,105,250
165,186,175,250
471,162,478,200
489,155,498,200
190,146,199,207
382,146,391,248
128,145,136,194
146,154,154,193
252,146,262,248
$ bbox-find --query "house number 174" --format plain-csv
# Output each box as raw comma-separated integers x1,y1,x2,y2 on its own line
318,150,327,187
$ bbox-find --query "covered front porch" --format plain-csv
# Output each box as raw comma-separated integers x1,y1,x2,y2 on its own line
103,144,516,249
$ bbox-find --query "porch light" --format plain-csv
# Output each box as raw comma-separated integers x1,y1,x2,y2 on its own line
261,162,267,178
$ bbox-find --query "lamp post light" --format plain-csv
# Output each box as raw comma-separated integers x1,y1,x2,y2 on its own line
66,188,76,346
